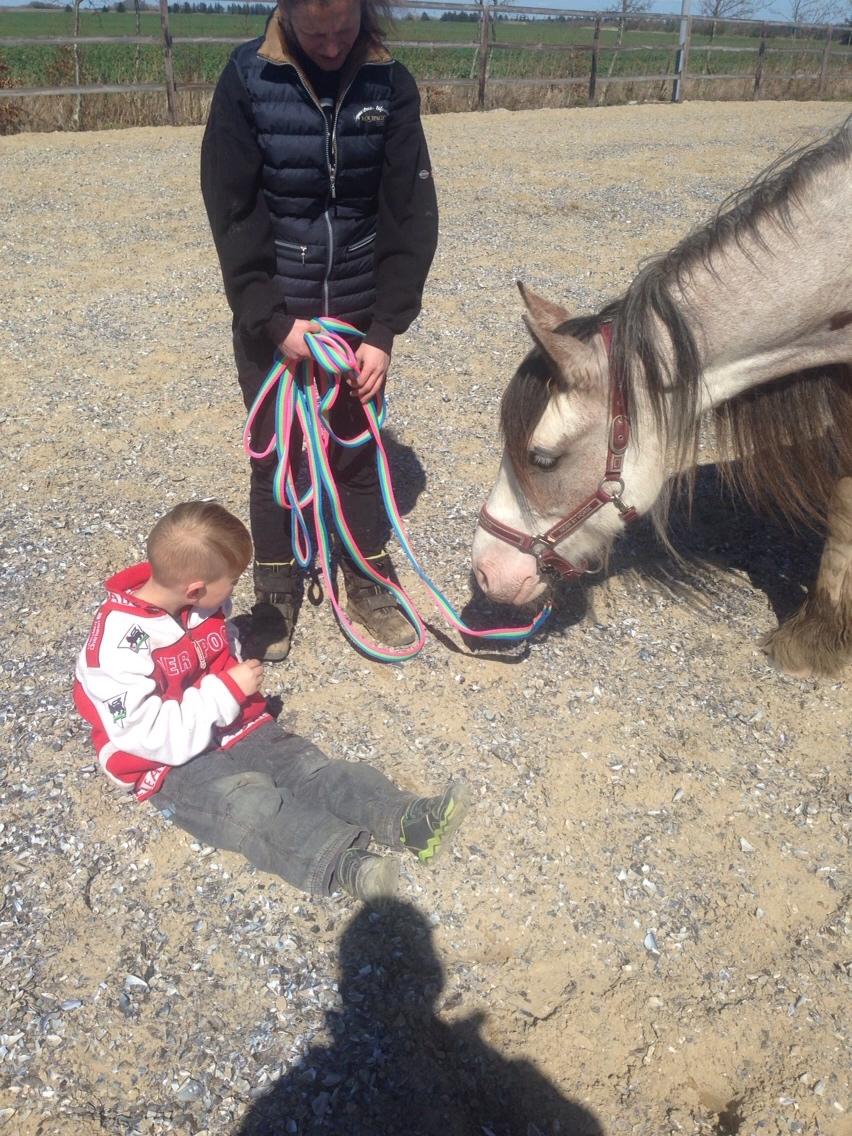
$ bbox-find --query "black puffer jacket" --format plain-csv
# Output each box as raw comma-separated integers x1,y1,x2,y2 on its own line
201,15,438,357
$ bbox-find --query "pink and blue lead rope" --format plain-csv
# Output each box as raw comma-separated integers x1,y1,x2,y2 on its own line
243,317,550,662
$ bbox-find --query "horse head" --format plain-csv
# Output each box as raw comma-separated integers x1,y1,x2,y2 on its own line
472,283,668,606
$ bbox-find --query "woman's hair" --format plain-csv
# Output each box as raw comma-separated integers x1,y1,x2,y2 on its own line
277,0,394,51
146,501,253,588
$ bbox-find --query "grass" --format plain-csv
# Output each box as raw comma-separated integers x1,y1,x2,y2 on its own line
0,10,849,129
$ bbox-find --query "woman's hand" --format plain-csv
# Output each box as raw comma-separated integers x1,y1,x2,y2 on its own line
350,343,391,405
279,319,322,361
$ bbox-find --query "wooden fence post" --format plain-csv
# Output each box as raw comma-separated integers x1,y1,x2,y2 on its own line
477,3,489,110
71,0,82,130
588,15,600,106
159,0,178,126
673,12,692,102
703,18,715,74
817,25,833,97
753,22,767,100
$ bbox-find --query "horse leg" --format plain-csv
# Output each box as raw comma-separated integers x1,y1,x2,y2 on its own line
763,476,852,678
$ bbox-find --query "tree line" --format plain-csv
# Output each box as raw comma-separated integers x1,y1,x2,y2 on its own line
41,0,850,31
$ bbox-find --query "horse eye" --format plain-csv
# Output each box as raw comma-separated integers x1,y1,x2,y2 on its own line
528,450,558,471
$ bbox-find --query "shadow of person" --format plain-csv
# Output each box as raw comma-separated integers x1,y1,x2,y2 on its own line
338,425,426,560
234,900,603,1136
382,427,427,518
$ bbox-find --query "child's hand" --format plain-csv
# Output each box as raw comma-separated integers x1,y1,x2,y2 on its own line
228,659,264,697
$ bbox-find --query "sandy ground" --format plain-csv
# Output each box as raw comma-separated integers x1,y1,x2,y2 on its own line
1,100,851,1136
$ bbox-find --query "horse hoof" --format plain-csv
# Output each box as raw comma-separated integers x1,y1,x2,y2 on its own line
760,632,816,681
761,651,814,681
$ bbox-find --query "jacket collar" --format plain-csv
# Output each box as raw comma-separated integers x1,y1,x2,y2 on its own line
104,563,220,626
257,12,391,96
104,563,163,615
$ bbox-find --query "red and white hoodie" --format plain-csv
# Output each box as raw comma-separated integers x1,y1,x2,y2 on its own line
74,563,270,801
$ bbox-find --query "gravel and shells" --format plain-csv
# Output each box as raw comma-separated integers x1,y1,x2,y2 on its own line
1,100,850,1136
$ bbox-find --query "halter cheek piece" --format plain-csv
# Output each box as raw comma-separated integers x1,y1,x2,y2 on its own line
478,322,639,582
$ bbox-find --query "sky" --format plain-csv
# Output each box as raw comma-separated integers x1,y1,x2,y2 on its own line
0,0,838,23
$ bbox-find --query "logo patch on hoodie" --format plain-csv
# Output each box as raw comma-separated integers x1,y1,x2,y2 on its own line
355,104,388,127
106,692,128,725
119,625,151,654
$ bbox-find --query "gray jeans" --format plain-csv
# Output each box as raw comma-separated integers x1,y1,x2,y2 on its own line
150,722,414,896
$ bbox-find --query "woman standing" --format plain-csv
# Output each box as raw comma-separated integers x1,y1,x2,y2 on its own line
201,0,439,659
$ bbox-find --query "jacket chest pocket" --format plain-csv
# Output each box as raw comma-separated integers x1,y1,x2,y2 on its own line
275,238,310,265
345,232,376,258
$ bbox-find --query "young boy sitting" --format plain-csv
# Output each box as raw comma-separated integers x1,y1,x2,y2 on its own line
73,501,470,903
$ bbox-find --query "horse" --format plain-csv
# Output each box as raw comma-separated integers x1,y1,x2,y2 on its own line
472,118,852,679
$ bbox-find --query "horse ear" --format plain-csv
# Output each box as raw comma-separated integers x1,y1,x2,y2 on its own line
517,281,571,332
517,281,598,388
521,314,598,390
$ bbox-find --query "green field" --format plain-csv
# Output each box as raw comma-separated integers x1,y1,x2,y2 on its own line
1,8,848,91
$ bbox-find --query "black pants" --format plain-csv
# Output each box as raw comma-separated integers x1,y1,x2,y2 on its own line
236,327,389,564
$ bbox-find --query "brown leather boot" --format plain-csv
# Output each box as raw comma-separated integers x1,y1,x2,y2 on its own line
340,553,416,648
249,561,303,662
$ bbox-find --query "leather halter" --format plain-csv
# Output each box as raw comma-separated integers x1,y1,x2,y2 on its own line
478,322,639,582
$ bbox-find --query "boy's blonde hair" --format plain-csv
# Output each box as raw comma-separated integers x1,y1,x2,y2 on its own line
147,502,253,588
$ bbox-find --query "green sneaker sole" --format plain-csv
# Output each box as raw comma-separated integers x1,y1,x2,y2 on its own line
413,781,473,865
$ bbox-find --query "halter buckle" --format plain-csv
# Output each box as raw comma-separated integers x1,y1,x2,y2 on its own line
530,534,557,559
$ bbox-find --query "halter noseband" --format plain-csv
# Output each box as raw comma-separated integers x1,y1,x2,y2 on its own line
478,322,639,582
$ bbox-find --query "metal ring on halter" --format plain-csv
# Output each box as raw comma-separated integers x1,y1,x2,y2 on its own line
530,535,557,559
581,556,603,575
599,477,625,499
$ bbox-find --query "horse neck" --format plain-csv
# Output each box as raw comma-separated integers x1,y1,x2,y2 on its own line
663,166,852,414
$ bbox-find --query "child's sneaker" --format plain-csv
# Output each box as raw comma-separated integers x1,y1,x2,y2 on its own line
400,781,472,864
336,848,399,904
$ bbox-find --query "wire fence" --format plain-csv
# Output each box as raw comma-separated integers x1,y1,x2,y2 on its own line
0,0,850,131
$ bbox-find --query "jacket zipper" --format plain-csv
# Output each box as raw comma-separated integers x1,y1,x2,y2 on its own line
291,68,337,312
279,60,392,315
329,75,358,203
322,77,358,312
274,238,308,264
347,232,376,253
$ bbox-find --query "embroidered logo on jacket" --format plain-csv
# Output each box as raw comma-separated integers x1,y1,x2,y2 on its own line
119,625,151,654
355,104,388,127
106,692,128,725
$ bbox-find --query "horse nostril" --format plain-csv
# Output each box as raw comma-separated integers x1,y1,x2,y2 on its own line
474,564,490,594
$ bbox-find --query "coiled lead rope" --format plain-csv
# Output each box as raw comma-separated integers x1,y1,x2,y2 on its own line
244,317,549,662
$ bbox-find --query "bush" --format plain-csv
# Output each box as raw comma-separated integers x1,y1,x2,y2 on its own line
0,55,23,135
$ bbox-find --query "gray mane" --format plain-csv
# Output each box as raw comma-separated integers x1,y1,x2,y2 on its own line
503,117,852,529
